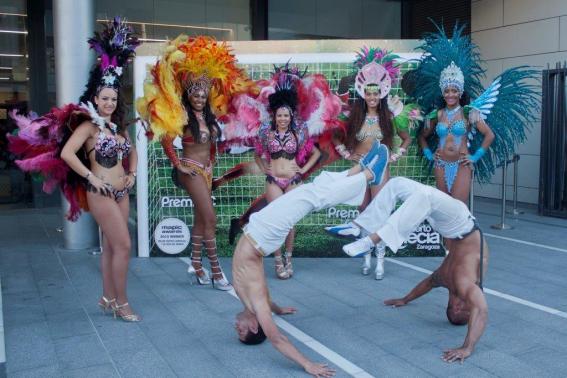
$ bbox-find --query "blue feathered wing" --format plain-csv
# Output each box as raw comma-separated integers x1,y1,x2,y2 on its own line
465,66,540,183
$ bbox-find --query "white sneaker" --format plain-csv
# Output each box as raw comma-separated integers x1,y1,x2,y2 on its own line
343,236,375,257
325,222,361,237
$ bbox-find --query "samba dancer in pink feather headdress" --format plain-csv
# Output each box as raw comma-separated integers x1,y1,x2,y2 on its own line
328,47,416,280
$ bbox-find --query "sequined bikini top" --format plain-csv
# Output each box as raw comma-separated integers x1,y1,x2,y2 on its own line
268,130,298,160
88,130,131,168
356,115,383,142
437,107,467,148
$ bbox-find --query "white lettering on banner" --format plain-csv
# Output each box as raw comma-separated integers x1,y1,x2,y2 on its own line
154,218,190,255
401,222,441,250
327,207,360,219
161,196,217,208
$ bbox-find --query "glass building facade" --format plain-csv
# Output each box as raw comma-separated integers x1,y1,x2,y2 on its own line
1,0,471,208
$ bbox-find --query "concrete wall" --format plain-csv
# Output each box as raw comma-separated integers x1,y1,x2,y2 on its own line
471,0,567,204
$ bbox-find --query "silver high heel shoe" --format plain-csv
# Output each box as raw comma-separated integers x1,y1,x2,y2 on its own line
114,302,141,322
188,264,211,285
361,252,371,275
212,271,233,291
98,296,116,315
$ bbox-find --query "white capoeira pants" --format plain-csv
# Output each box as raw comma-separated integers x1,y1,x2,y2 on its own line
354,177,475,253
244,170,368,256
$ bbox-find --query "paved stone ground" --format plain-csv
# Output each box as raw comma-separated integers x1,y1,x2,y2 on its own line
1,198,566,377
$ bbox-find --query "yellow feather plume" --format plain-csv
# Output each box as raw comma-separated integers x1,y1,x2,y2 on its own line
136,35,257,140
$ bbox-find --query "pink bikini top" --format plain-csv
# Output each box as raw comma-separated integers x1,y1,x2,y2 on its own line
268,130,298,160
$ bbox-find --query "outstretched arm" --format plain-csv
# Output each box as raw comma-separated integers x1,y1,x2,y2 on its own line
442,282,488,363
255,303,335,377
384,273,437,307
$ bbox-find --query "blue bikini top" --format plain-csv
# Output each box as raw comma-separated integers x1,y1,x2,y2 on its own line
437,108,467,148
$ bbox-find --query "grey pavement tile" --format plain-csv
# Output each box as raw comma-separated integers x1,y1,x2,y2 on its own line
160,346,236,378
36,279,75,296
147,327,197,352
129,258,168,277
2,291,45,326
137,318,196,350
52,334,109,370
39,287,85,316
331,303,391,330
175,308,233,340
290,316,392,361
326,285,379,308
113,347,177,378
355,353,435,377
63,265,101,286
268,277,327,298
185,286,240,311
292,293,359,322
93,318,155,354
514,345,567,376
5,321,57,373
9,364,61,378
352,321,412,346
31,264,67,281
378,338,490,377
445,367,496,378
152,259,194,282
470,349,549,376
124,300,180,325
61,363,119,378
496,317,567,351
488,299,567,333
479,326,543,356
45,310,96,340
0,272,37,295
201,333,315,378
138,274,192,303
160,295,209,315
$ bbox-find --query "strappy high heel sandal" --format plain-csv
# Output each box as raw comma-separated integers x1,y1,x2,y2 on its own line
188,264,211,285
284,251,294,277
274,254,289,280
204,238,233,291
98,296,116,315
114,302,141,322
188,235,211,285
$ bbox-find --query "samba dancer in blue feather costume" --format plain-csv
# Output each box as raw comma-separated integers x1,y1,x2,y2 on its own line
412,23,540,205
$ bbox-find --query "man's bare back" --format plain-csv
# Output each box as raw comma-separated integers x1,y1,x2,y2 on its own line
385,230,489,363
233,236,335,377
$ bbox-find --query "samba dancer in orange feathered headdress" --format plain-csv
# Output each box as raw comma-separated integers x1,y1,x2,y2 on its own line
136,35,257,290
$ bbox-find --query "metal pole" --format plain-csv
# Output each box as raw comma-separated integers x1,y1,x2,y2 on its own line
491,160,514,230
54,0,98,250
508,154,524,216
